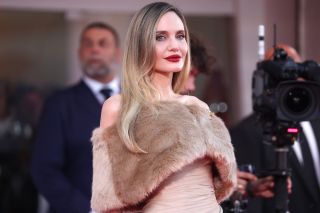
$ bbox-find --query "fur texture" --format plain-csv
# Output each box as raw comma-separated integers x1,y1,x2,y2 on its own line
91,101,237,212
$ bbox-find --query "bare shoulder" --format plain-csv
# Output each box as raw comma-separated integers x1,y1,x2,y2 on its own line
100,94,121,128
182,95,209,111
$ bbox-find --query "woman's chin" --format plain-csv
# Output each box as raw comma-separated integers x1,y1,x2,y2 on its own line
154,68,182,74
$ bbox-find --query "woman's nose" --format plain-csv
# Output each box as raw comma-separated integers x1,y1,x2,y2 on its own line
168,37,179,52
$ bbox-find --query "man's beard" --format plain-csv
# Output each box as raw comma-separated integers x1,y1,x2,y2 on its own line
82,60,112,78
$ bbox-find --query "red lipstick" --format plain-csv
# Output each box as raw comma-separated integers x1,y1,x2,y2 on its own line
165,54,181,62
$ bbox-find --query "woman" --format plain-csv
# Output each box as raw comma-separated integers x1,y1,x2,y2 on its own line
91,2,237,212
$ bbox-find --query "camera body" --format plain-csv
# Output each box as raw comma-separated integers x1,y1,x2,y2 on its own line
252,48,320,122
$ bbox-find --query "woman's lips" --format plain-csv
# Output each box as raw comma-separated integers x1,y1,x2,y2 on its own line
165,55,181,62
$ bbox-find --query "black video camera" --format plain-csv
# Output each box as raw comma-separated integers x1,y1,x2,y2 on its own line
252,47,320,122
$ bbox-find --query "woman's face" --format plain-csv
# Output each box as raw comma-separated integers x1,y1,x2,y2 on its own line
154,12,188,74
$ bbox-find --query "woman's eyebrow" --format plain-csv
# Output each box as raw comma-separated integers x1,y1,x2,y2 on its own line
156,30,185,34
156,31,167,34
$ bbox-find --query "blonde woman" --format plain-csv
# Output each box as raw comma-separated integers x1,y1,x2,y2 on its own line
91,2,237,213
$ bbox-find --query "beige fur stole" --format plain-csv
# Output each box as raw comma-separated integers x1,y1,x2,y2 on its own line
91,101,237,212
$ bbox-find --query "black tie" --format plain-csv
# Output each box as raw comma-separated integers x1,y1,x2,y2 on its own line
100,88,112,100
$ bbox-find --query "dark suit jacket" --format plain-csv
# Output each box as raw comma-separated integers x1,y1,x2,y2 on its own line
31,81,103,213
230,114,320,213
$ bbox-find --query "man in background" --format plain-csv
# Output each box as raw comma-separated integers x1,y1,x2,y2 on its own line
31,22,121,213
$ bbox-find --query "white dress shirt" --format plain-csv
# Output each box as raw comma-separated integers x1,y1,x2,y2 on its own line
292,121,320,187
83,76,120,104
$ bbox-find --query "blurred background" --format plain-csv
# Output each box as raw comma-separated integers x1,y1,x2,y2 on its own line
0,0,319,212
1,0,320,123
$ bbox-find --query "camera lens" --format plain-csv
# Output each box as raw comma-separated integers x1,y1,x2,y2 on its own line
284,87,311,113
277,81,319,121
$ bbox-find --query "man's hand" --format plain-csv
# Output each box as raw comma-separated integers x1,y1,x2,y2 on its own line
237,171,257,196
249,176,274,198
243,175,292,198
236,171,292,198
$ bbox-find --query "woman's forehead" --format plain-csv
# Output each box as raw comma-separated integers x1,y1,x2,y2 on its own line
156,12,184,32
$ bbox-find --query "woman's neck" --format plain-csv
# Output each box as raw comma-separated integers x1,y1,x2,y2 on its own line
151,71,178,100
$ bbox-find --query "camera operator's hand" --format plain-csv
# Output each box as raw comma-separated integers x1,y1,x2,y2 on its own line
236,170,257,196
247,176,292,198
287,177,292,193
248,176,274,198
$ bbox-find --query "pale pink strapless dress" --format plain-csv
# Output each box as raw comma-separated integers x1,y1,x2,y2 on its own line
142,160,223,213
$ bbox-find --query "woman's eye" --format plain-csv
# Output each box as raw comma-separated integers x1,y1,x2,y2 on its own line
176,34,185,40
156,35,166,41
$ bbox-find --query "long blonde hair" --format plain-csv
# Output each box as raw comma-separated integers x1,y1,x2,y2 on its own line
118,2,191,153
